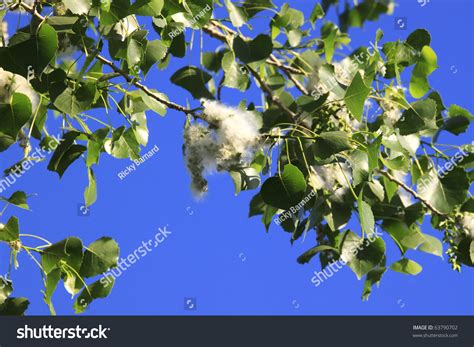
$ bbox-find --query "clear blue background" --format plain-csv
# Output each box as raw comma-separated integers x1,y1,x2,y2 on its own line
1,0,473,315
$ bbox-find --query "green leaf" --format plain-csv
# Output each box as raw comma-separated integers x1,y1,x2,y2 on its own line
324,201,352,232
139,90,168,116
0,93,32,148
313,131,353,159
100,0,131,25
62,0,91,14
170,66,214,99
0,191,29,210
362,267,386,301
0,278,13,305
297,245,338,264
84,168,97,208
105,126,141,160
442,116,470,136
417,168,469,214
345,72,371,121
47,132,87,178
43,268,61,315
358,193,375,236
45,16,80,33
242,0,274,18
41,237,83,274
0,297,29,315
382,41,418,79
321,23,337,63
225,0,248,28
80,237,119,278
395,99,437,135
390,258,422,275
418,234,443,257
273,4,304,29
130,0,164,16
383,176,398,202
368,180,385,202
0,217,20,242
310,3,325,26
52,83,97,116
177,0,213,28
448,104,473,120
221,51,250,91
339,231,386,280
349,149,369,186
409,46,438,98
381,155,409,172
367,136,382,175
127,36,145,68
4,23,58,76
131,112,149,146
406,29,431,51
229,168,260,195
141,40,168,75
202,50,224,72
233,35,273,64
260,164,307,210
249,193,266,217
74,276,115,314
86,129,109,168
384,221,425,255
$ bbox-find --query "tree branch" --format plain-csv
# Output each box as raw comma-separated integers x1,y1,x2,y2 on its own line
379,170,448,217
202,22,299,120
203,20,305,76
18,3,197,117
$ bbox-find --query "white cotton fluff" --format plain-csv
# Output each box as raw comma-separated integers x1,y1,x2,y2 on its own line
200,99,262,159
184,100,262,197
461,213,474,239
0,68,39,113
377,61,387,77
333,59,360,86
309,163,351,196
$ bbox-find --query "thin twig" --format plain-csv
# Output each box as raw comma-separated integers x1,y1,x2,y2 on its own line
19,3,198,117
379,170,447,217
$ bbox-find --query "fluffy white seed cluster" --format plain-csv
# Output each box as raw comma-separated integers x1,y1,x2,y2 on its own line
461,213,474,239
184,100,262,197
309,163,351,202
0,68,39,112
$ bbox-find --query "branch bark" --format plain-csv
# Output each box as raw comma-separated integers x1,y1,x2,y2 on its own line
379,170,448,217
202,21,304,120
19,3,196,117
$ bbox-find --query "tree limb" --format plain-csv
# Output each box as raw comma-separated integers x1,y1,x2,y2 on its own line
18,3,197,117
379,170,448,217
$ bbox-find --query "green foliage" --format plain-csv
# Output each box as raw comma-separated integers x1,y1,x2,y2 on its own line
0,0,472,314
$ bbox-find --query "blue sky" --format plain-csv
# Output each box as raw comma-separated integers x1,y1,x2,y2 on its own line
1,0,473,315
